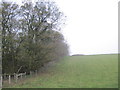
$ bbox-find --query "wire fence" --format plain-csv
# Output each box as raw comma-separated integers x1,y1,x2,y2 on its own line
1,70,38,87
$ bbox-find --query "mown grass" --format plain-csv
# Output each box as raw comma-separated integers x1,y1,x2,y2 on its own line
8,54,118,88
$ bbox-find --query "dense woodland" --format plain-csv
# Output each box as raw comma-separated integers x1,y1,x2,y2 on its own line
1,0,69,74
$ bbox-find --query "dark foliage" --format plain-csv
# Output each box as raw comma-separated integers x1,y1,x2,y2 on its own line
1,0,69,74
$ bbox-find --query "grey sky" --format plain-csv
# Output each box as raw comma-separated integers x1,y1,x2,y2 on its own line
56,0,118,55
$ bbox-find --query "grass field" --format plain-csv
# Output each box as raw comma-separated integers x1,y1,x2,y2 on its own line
8,54,118,88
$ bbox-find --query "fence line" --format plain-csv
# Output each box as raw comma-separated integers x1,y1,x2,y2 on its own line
2,70,38,86
15,72,26,83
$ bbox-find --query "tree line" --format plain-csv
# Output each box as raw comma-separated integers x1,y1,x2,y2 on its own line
1,0,69,74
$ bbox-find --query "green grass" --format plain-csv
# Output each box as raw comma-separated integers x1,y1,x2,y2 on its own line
8,54,118,88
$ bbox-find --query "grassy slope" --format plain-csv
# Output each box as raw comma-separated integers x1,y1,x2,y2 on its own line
10,54,118,88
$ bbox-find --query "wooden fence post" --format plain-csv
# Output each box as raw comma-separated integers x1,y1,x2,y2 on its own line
8,75,11,84
3,73,6,80
25,72,26,78
14,73,16,80
21,74,22,79
30,71,32,76
35,70,37,76
0,76,2,88
16,74,18,83
4,73,5,80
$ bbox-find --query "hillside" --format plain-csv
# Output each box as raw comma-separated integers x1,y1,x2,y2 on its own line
7,54,118,88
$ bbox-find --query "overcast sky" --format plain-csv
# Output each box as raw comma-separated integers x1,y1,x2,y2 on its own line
2,0,118,55
56,0,118,55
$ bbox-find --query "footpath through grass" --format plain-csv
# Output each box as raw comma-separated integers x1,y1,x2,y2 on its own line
9,54,118,88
